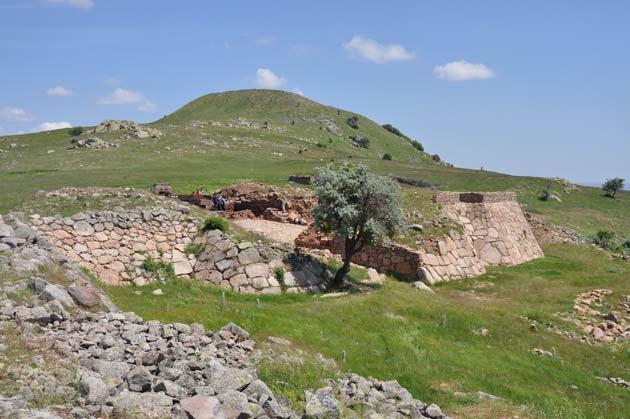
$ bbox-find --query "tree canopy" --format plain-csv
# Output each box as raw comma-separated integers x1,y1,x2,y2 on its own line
602,178,625,198
312,163,404,285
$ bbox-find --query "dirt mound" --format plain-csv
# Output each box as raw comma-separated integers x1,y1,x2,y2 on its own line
217,183,316,224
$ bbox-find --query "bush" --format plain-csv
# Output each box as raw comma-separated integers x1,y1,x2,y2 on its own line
203,216,229,233
350,136,369,148
538,187,551,201
431,154,441,163
382,123,424,152
184,242,206,257
316,142,326,148
68,127,83,136
140,258,176,281
593,230,615,250
382,153,392,161
274,266,287,292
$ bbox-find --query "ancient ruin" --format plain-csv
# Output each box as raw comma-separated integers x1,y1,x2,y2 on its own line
297,192,543,283
31,206,330,293
0,215,444,418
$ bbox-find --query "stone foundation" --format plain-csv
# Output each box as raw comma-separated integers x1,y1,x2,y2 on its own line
31,208,199,285
297,191,543,283
194,230,330,294
31,207,330,293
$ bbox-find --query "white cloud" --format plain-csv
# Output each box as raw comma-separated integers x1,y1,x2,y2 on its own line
433,61,495,81
292,88,304,96
97,88,157,112
46,0,94,10
255,68,287,89
0,107,34,122
254,36,274,45
33,121,72,132
343,36,415,64
47,86,74,96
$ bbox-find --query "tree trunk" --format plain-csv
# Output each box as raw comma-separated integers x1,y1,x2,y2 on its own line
332,238,356,286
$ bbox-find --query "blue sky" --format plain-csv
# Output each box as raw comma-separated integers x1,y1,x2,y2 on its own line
1,0,628,185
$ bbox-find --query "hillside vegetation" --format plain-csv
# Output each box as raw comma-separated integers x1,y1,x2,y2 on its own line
1,90,628,240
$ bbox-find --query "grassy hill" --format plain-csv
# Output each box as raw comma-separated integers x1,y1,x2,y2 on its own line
1,89,628,239
1,89,629,417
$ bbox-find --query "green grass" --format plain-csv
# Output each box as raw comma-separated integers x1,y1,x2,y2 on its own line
1,90,627,240
102,244,630,418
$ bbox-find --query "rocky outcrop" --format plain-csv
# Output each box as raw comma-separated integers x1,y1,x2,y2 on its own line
92,119,162,139
70,136,119,150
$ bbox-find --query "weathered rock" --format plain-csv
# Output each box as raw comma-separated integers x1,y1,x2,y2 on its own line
305,387,340,419
180,395,226,419
79,375,108,405
68,285,101,307
111,390,172,418
412,281,434,294
40,284,76,308
126,366,153,392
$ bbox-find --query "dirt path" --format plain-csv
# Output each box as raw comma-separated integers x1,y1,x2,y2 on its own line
232,219,308,244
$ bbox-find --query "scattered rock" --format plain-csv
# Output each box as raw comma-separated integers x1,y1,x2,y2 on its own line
412,281,434,294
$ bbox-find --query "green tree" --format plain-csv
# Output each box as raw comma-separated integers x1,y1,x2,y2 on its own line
312,164,404,286
602,178,625,198
68,126,83,136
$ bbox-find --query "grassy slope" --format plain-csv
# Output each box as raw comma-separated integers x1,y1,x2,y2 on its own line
103,244,630,418
1,89,628,237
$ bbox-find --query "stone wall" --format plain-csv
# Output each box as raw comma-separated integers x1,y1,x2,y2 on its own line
194,229,330,294
31,207,330,293
435,192,543,267
297,191,542,283
31,208,199,285
296,228,484,281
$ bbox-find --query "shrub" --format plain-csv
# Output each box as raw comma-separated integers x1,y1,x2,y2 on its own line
68,127,83,136
203,216,229,233
593,230,615,250
140,258,176,281
431,154,441,163
184,242,206,257
382,153,392,161
382,123,424,152
538,187,551,201
316,142,326,148
350,136,369,148
274,266,287,292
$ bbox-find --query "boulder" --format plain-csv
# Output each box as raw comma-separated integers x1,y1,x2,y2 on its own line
180,395,226,419
412,281,435,294
111,390,172,418
304,387,340,419
238,247,260,265
68,285,101,307
218,390,253,418
221,322,250,340
74,221,95,236
0,224,15,239
79,375,108,405
40,284,76,308
126,366,153,392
